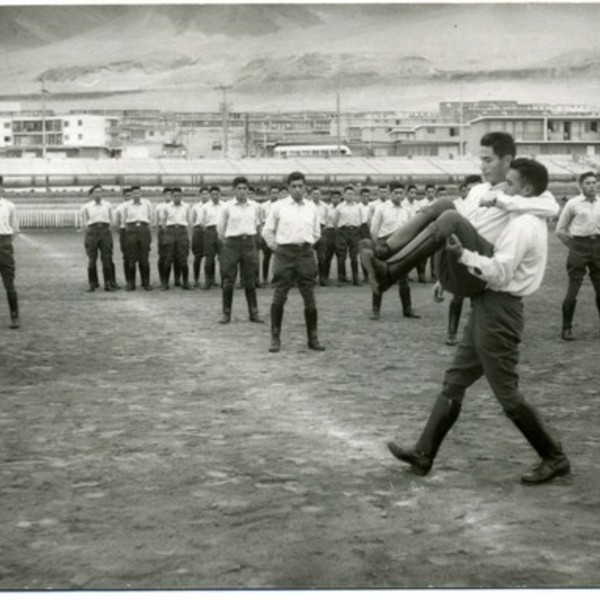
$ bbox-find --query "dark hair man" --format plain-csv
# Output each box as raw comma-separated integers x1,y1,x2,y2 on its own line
0,175,20,328
199,185,223,290
555,170,600,340
159,187,191,290
263,172,324,352
122,185,153,291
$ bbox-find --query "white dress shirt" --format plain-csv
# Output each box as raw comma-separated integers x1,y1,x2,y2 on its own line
315,201,329,226
218,199,259,238
190,202,204,227
370,200,410,239
367,199,385,226
81,200,112,226
201,201,222,227
0,197,18,234
262,196,321,250
459,213,548,297
555,194,600,237
162,202,190,226
123,199,153,224
335,201,363,227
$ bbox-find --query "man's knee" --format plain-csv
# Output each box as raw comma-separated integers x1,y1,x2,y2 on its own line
440,381,466,405
434,210,470,238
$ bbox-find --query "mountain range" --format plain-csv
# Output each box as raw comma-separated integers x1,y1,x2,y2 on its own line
2,4,600,112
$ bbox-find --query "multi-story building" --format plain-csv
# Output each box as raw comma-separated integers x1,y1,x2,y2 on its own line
0,113,120,158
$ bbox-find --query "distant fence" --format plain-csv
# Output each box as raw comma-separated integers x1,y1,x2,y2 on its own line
18,206,82,229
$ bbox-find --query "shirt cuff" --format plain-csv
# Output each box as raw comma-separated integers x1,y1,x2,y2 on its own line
458,248,484,276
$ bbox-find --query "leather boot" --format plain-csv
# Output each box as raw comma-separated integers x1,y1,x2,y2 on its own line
400,285,420,318
388,392,462,475
337,260,349,285
384,198,455,255
446,297,463,345
8,293,19,329
305,308,325,351
362,250,393,296
386,223,445,287
351,260,360,286
561,300,576,340
245,288,264,323
268,304,283,353
371,292,382,320
219,288,233,324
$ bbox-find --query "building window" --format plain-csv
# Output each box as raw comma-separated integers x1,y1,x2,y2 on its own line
78,134,83,140
4,122,10,128
427,127,435,134
64,121,69,127
592,122,598,133
449,127,458,137
4,136,10,142
78,120,83,126
64,135,69,141
149,131,154,137
212,142,222,151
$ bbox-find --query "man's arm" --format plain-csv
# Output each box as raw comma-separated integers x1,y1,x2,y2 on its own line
370,205,382,240
217,204,228,240
448,219,532,289
485,190,560,219
9,203,19,233
555,201,574,247
262,204,278,251
312,206,321,243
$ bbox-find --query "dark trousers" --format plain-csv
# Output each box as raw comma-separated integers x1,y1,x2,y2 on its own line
563,237,600,315
203,225,222,284
272,244,317,311
432,211,494,297
163,226,189,284
314,226,328,280
85,224,113,287
124,224,151,286
192,226,204,282
119,229,128,283
221,235,257,291
0,235,18,316
259,234,273,283
336,226,360,280
324,228,336,278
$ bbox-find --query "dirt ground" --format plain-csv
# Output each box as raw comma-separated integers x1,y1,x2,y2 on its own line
1,230,599,590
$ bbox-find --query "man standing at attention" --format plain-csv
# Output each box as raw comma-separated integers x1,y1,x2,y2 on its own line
263,171,324,353
80,185,116,292
0,175,20,328
114,187,132,289
200,185,223,290
388,158,571,485
160,187,191,290
217,176,263,324
258,185,281,287
311,186,330,287
122,185,153,291
190,189,205,288
334,185,362,286
555,171,600,340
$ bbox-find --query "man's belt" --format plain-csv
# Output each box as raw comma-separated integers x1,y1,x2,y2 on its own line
340,225,359,229
279,242,312,249
88,222,110,228
572,234,600,240
126,221,149,228
225,234,254,240
167,224,187,229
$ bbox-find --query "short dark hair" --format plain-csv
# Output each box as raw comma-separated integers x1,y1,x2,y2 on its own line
392,183,405,192
88,184,102,195
209,185,220,193
464,174,483,186
200,186,209,193
578,171,596,185
480,131,516,159
0,175,3,185
162,187,172,194
172,186,183,193
232,176,249,188
269,184,281,192
330,189,342,197
360,187,370,195
407,184,417,192
287,171,306,186
437,186,447,193
344,184,355,193
425,183,436,191
378,183,390,189
131,185,141,191
509,158,548,196
123,187,132,194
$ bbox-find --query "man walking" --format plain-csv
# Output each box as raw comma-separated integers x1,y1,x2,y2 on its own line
387,158,571,485
263,171,324,352
217,176,263,324
555,171,600,340
0,176,20,328
80,185,116,292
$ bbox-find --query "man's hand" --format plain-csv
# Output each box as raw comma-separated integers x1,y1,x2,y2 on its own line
432,281,445,303
479,190,498,208
445,234,464,258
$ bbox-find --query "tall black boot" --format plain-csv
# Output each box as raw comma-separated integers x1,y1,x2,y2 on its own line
371,292,382,320
87,265,99,291
7,290,19,329
561,300,576,341
193,257,201,286
351,259,360,286
140,262,151,290
337,259,348,285
400,284,420,318
384,198,456,256
388,391,462,475
245,288,264,323
386,223,445,286
446,297,463,345
269,304,284,353
181,264,191,290
305,308,325,351
219,288,233,324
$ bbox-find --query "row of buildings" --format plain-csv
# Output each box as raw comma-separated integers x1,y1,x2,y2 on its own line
2,100,600,161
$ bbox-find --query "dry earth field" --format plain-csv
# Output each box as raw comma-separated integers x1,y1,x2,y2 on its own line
0,230,599,590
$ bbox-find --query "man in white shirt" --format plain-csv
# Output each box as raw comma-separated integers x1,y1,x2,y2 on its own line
155,187,172,287
114,188,132,289
258,185,280,287
417,184,438,283
160,187,191,290
334,185,363,285
263,171,323,352
388,158,570,485
217,176,263,324
311,187,330,287
555,171,600,340
200,185,223,290
0,175,20,328
190,189,206,288
80,184,116,292
122,185,153,291
363,133,558,298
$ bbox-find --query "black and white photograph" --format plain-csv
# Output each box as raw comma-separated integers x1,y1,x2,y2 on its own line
1,0,600,592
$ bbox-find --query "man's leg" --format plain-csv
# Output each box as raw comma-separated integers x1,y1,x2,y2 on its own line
399,275,420,318
124,230,137,290
241,237,262,322
562,246,587,340
0,238,19,328
473,292,569,484
202,227,218,289
335,229,349,284
446,295,464,346
85,230,100,291
99,230,114,291
176,230,191,289
388,310,483,474
297,245,324,351
219,239,238,323
269,246,296,352
139,228,152,290
349,228,361,286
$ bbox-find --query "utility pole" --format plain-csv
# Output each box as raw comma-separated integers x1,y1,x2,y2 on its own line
39,78,48,160
458,79,464,158
215,84,232,158
336,92,341,156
